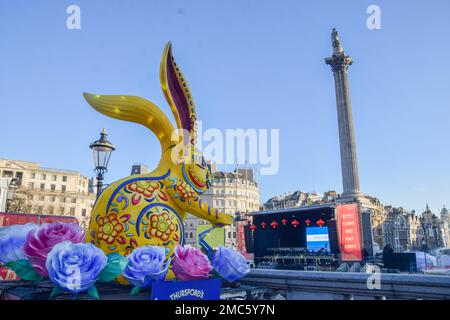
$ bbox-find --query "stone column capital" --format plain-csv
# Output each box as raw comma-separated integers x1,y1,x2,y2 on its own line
325,54,353,72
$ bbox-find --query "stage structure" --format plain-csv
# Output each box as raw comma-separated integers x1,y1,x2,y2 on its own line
246,203,371,270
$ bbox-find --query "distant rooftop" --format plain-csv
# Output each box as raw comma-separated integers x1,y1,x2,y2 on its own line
0,158,81,175
213,167,256,183
248,203,335,216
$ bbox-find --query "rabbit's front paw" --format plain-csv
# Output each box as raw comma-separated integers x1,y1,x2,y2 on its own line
213,212,234,227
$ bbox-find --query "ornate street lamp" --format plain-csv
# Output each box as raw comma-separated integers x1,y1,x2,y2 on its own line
90,129,115,199
6,178,19,212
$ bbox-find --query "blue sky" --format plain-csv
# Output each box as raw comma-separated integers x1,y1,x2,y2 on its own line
1,1,449,214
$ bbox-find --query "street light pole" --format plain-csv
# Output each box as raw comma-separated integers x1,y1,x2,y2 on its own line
90,129,115,199
95,169,105,200
5,178,19,212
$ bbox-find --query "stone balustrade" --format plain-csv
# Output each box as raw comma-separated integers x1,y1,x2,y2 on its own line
240,269,450,300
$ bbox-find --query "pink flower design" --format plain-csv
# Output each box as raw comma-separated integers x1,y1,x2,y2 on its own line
171,245,212,281
23,222,85,276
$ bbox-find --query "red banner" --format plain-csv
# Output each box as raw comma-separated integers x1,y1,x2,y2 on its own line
236,221,253,260
336,203,362,261
0,212,78,227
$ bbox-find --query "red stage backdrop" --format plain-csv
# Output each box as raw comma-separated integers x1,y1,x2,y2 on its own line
336,203,362,261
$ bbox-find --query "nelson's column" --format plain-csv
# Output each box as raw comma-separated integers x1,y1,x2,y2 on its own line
325,28,362,201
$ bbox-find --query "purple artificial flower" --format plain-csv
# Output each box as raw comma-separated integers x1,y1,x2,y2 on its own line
0,223,38,264
46,241,107,293
172,245,212,281
212,246,250,282
23,222,85,276
123,246,170,288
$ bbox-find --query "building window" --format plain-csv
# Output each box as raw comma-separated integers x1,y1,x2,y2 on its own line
60,207,65,215
62,197,66,203
61,185,66,193
71,198,76,204
51,196,56,202
40,183,45,191
41,174,46,180
48,206,54,214
28,182,34,189
14,172,23,184
52,175,57,181
31,172,36,179
2,171,13,178
70,208,75,216
51,184,56,191
82,209,87,217
62,176,67,182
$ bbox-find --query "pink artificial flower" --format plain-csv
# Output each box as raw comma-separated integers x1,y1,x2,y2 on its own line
172,245,212,281
23,222,85,276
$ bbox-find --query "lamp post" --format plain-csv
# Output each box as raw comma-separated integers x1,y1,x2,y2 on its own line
90,129,115,199
6,178,19,212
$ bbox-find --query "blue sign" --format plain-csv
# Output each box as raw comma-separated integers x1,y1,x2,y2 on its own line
306,227,330,252
151,279,221,300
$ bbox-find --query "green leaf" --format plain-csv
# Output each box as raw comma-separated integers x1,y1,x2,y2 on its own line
6,259,42,281
130,286,140,295
88,285,100,300
98,253,128,283
50,286,64,299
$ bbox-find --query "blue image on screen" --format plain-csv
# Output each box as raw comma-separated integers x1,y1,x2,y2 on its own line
306,227,330,252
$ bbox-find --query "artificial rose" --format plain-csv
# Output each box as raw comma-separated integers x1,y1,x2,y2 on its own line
123,246,170,288
46,241,107,293
212,246,250,282
23,222,85,276
0,223,38,264
172,245,212,281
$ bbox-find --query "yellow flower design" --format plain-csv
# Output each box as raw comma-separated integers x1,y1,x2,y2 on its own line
98,213,124,244
149,212,176,241
176,180,197,200
128,180,160,198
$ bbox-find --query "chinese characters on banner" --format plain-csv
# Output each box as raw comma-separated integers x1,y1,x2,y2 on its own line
236,222,246,253
336,203,362,261
236,221,254,260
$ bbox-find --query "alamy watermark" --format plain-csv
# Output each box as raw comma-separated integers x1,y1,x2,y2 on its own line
367,5,381,30
66,5,81,30
366,264,381,290
171,121,280,176
66,265,82,291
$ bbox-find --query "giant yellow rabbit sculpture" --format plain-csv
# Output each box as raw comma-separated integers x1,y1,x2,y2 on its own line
83,43,233,279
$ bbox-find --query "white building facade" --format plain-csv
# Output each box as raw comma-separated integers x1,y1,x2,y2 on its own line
0,158,96,229
184,167,260,247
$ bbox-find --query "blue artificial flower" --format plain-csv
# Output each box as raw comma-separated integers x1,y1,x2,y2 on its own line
212,246,250,282
0,223,38,264
123,246,170,288
46,241,107,293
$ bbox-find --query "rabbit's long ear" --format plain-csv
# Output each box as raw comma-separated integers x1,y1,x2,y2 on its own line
83,93,177,153
160,42,197,153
